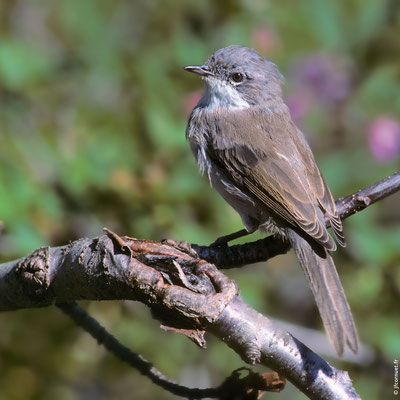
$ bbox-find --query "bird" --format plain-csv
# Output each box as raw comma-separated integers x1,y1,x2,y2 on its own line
184,45,358,355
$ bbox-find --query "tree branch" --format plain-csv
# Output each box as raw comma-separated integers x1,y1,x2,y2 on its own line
57,301,286,399
0,230,359,399
193,170,400,268
1,172,398,399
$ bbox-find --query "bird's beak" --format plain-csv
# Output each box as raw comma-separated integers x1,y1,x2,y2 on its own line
184,64,214,77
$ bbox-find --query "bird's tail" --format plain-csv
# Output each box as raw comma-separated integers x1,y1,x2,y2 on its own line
287,229,359,355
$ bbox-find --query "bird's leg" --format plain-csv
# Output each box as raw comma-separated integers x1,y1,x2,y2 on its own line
210,229,250,247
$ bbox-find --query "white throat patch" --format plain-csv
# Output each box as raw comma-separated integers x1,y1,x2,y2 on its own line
199,77,250,110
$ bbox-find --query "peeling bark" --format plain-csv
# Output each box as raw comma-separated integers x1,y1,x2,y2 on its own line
1,172,398,399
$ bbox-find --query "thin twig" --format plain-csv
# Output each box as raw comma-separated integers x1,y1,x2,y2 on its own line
192,171,400,268
336,170,400,219
57,301,221,399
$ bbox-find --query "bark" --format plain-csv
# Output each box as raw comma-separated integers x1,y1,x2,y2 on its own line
0,232,359,399
1,171,399,399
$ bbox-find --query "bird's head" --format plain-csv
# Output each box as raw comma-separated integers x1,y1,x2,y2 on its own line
185,45,284,110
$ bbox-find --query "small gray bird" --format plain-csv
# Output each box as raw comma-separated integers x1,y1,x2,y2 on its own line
185,45,358,355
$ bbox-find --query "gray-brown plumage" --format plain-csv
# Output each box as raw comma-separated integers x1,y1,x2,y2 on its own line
185,45,358,355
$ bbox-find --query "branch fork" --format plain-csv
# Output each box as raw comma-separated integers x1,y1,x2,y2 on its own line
1,171,399,399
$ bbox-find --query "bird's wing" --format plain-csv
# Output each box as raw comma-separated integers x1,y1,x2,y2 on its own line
206,107,341,250
291,126,345,247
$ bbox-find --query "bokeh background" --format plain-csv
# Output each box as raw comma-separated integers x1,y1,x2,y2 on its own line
0,0,399,399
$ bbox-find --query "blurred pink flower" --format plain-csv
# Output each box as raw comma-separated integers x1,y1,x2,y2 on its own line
368,116,400,162
183,90,202,117
250,25,281,56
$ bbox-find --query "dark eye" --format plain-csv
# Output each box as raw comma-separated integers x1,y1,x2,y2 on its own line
230,72,244,83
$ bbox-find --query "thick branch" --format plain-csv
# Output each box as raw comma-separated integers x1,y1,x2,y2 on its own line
1,173,397,399
0,233,237,320
0,231,359,399
211,297,359,399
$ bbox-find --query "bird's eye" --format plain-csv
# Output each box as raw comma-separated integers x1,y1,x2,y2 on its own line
230,72,244,84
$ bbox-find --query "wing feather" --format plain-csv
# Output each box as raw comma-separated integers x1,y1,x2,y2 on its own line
205,107,342,250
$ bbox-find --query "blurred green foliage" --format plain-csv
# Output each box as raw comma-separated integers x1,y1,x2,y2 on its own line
0,0,399,399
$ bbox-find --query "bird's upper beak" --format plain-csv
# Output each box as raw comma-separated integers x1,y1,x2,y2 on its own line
184,64,214,77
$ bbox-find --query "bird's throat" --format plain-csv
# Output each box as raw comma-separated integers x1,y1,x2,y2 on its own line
198,78,250,110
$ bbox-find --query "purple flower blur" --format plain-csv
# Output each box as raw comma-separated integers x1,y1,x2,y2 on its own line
368,117,400,162
286,53,353,127
285,88,313,125
290,53,353,104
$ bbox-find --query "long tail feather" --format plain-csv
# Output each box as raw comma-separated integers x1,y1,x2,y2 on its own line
287,229,359,355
